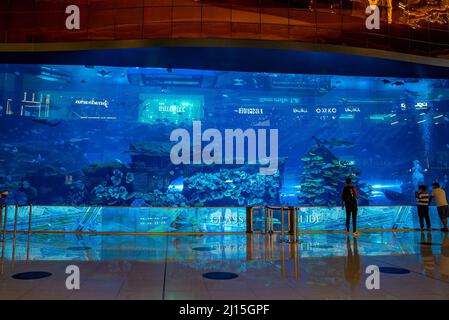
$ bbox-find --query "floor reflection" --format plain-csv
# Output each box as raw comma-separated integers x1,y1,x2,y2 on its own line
344,236,361,291
420,232,435,277
1,231,449,299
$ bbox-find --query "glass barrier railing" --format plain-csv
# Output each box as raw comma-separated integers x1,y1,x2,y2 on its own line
0,205,441,233
0,206,247,233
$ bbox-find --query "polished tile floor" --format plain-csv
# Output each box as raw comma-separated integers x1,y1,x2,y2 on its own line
0,231,448,300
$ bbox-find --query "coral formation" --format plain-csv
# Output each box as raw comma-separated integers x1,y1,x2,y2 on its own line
89,167,132,205
183,169,280,206
298,138,371,206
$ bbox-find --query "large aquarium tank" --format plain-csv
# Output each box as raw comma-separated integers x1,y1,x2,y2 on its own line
1,63,449,207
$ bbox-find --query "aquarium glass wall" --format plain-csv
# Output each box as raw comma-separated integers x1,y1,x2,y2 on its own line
1,64,449,207
1,205,438,233
1,205,247,233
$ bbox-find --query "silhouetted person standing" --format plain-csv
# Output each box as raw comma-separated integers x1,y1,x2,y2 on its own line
430,182,449,232
342,178,359,236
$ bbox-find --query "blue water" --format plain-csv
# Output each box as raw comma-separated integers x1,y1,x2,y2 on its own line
1,64,449,207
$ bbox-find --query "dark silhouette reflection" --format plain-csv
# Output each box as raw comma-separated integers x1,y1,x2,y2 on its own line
344,236,361,291
419,232,435,277
441,233,449,281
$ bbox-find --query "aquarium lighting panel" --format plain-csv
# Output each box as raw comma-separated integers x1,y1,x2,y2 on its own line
369,114,387,120
127,68,217,88
139,94,204,125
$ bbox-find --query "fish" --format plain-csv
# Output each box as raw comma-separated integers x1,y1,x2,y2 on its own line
84,65,95,69
405,89,419,96
97,70,112,77
382,79,391,84
32,119,61,127
318,87,328,93
326,139,354,147
392,81,404,86
69,138,89,143
2,144,18,153
422,107,432,114
312,136,354,148
254,119,270,127
31,154,44,163
383,189,409,203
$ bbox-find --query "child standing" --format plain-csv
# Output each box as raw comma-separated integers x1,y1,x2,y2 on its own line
415,185,431,231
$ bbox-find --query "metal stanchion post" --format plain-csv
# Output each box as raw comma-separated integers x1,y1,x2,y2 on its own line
293,207,297,243
294,207,299,243
26,205,33,263
263,207,267,234
280,207,285,243
268,208,272,235
1,206,8,274
265,207,274,235
11,205,19,271
264,231,268,260
13,205,18,239
287,207,299,244
246,233,253,260
294,241,300,279
2,206,7,241
246,207,253,234
28,204,32,234
281,238,285,278
0,205,3,241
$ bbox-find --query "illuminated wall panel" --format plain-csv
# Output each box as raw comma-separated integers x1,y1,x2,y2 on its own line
0,0,448,58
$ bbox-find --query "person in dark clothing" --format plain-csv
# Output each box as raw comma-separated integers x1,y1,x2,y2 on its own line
0,191,7,204
415,185,431,231
342,178,359,236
